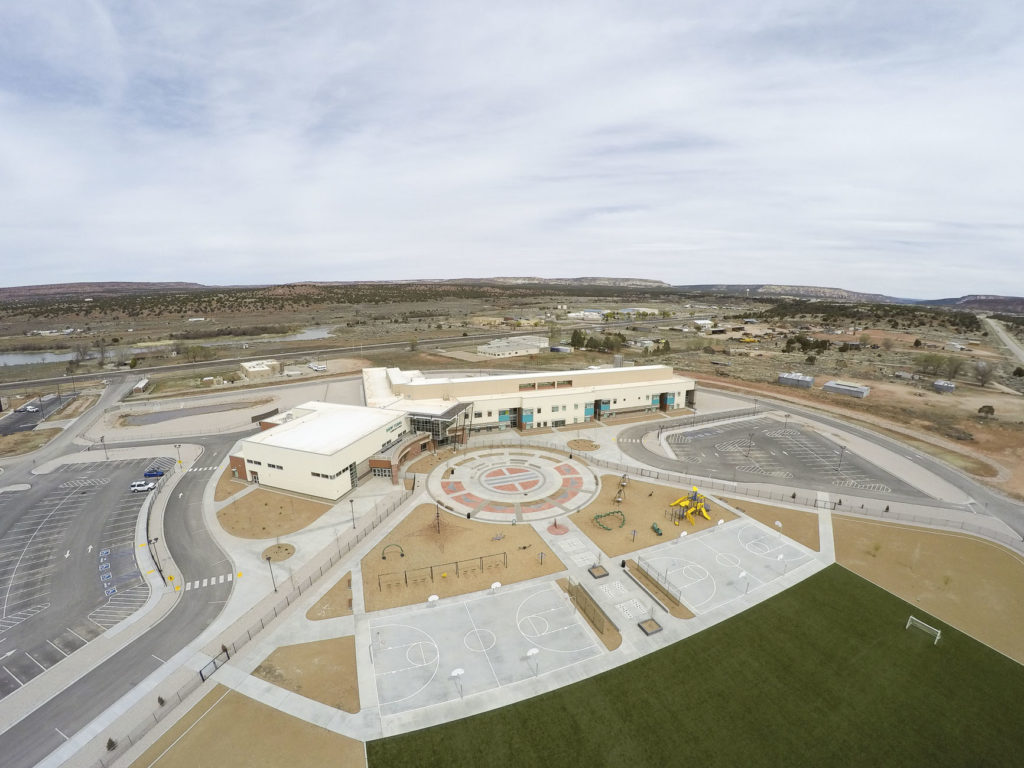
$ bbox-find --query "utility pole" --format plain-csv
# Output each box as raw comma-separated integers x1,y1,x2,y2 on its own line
266,556,277,592
100,435,109,460
350,499,356,529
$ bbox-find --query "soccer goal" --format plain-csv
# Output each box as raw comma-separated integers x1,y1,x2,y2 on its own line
906,615,941,645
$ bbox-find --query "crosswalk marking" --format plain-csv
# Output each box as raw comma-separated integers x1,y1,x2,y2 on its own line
183,574,233,592
187,466,218,473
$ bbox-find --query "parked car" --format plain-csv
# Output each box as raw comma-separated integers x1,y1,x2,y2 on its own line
143,469,165,478
130,480,155,493
25,405,39,413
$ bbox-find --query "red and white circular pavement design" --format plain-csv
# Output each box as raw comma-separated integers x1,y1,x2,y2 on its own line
480,466,544,494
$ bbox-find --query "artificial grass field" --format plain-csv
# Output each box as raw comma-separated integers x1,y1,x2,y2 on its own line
367,565,1022,768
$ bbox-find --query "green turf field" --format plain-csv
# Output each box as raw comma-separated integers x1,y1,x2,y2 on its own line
367,565,1022,768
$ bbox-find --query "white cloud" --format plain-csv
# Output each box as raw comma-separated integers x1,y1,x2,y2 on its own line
1,1,1022,297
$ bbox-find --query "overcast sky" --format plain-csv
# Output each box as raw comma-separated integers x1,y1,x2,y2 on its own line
1,2,1022,298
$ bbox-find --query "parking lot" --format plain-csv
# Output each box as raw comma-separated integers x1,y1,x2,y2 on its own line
0,393,75,436
664,416,924,497
0,456,173,700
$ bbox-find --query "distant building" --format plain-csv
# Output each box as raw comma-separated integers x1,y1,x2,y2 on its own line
476,335,549,358
133,378,149,394
240,360,281,380
823,380,870,398
778,372,813,389
933,380,956,394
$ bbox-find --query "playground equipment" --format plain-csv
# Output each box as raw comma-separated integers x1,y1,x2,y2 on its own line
594,510,626,530
651,522,663,536
667,486,711,526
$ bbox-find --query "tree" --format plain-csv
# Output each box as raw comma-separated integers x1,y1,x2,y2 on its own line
859,333,871,346
660,340,671,354
943,356,966,380
913,338,922,348
409,338,418,351
1014,366,1024,377
974,360,995,387
978,404,995,418
96,337,107,365
882,337,894,351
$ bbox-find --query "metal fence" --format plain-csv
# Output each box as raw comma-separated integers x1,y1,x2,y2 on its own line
88,488,413,768
635,555,686,606
462,437,1024,555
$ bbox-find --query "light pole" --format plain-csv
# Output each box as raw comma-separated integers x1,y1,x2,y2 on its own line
350,499,356,529
100,435,109,461
266,555,277,592
836,445,847,472
784,413,790,431
746,432,754,457
174,443,182,470
148,537,162,571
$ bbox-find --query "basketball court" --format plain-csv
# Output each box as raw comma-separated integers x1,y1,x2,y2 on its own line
369,582,601,717
637,518,814,614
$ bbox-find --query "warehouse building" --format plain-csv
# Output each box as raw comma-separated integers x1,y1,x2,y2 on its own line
778,372,813,389
476,335,549,358
822,380,871,398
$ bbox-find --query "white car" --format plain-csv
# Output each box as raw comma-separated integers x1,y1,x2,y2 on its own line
25,405,39,413
130,480,155,493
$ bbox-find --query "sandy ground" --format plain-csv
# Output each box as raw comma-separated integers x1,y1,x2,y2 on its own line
217,489,332,539
721,498,821,551
555,577,622,651
0,427,61,457
361,504,566,612
48,393,98,420
406,446,461,474
625,559,695,619
602,411,670,425
214,465,249,502
566,438,601,452
306,571,353,620
253,636,360,713
129,685,365,768
834,516,1024,664
262,543,295,562
569,475,737,558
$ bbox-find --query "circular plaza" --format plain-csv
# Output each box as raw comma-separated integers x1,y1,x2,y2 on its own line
425,447,600,523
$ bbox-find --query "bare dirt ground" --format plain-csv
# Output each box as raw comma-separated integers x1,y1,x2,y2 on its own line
0,427,61,457
361,504,565,612
306,571,353,620
570,475,737,558
217,489,332,539
834,516,1024,664
602,411,669,426
214,465,249,502
129,685,365,768
262,543,295,562
721,497,821,551
47,393,98,420
253,636,360,713
406,446,460,474
566,438,601,451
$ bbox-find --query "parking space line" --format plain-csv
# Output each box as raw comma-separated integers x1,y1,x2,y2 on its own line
24,652,46,671
47,640,68,657
3,666,23,686
65,627,88,643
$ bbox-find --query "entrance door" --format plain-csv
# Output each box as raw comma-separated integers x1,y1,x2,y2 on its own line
250,471,259,484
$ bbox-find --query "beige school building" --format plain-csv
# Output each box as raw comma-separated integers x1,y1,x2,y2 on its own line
229,365,694,500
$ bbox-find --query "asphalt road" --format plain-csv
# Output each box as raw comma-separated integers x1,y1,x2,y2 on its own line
0,433,244,768
985,317,1024,367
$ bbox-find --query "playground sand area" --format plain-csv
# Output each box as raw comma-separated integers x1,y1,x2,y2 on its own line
214,465,249,502
253,636,361,713
569,475,737,558
130,685,365,768
217,489,332,539
721,498,820,551
834,515,1024,664
306,571,353,620
261,543,295,562
566,438,601,452
361,504,565,612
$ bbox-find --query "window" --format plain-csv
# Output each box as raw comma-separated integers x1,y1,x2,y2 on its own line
474,412,482,419
267,463,283,470
246,459,262,466
537,407,542,413
487,411,492,417
574,403,579,409
372,467,392,477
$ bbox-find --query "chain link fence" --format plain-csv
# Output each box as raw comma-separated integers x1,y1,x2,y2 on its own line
88,488,413,768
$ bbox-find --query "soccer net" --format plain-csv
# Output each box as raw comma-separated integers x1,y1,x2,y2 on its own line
905,615,941,645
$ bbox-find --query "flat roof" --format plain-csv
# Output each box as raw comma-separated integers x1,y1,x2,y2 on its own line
398,365,676,387
245,401,406,455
